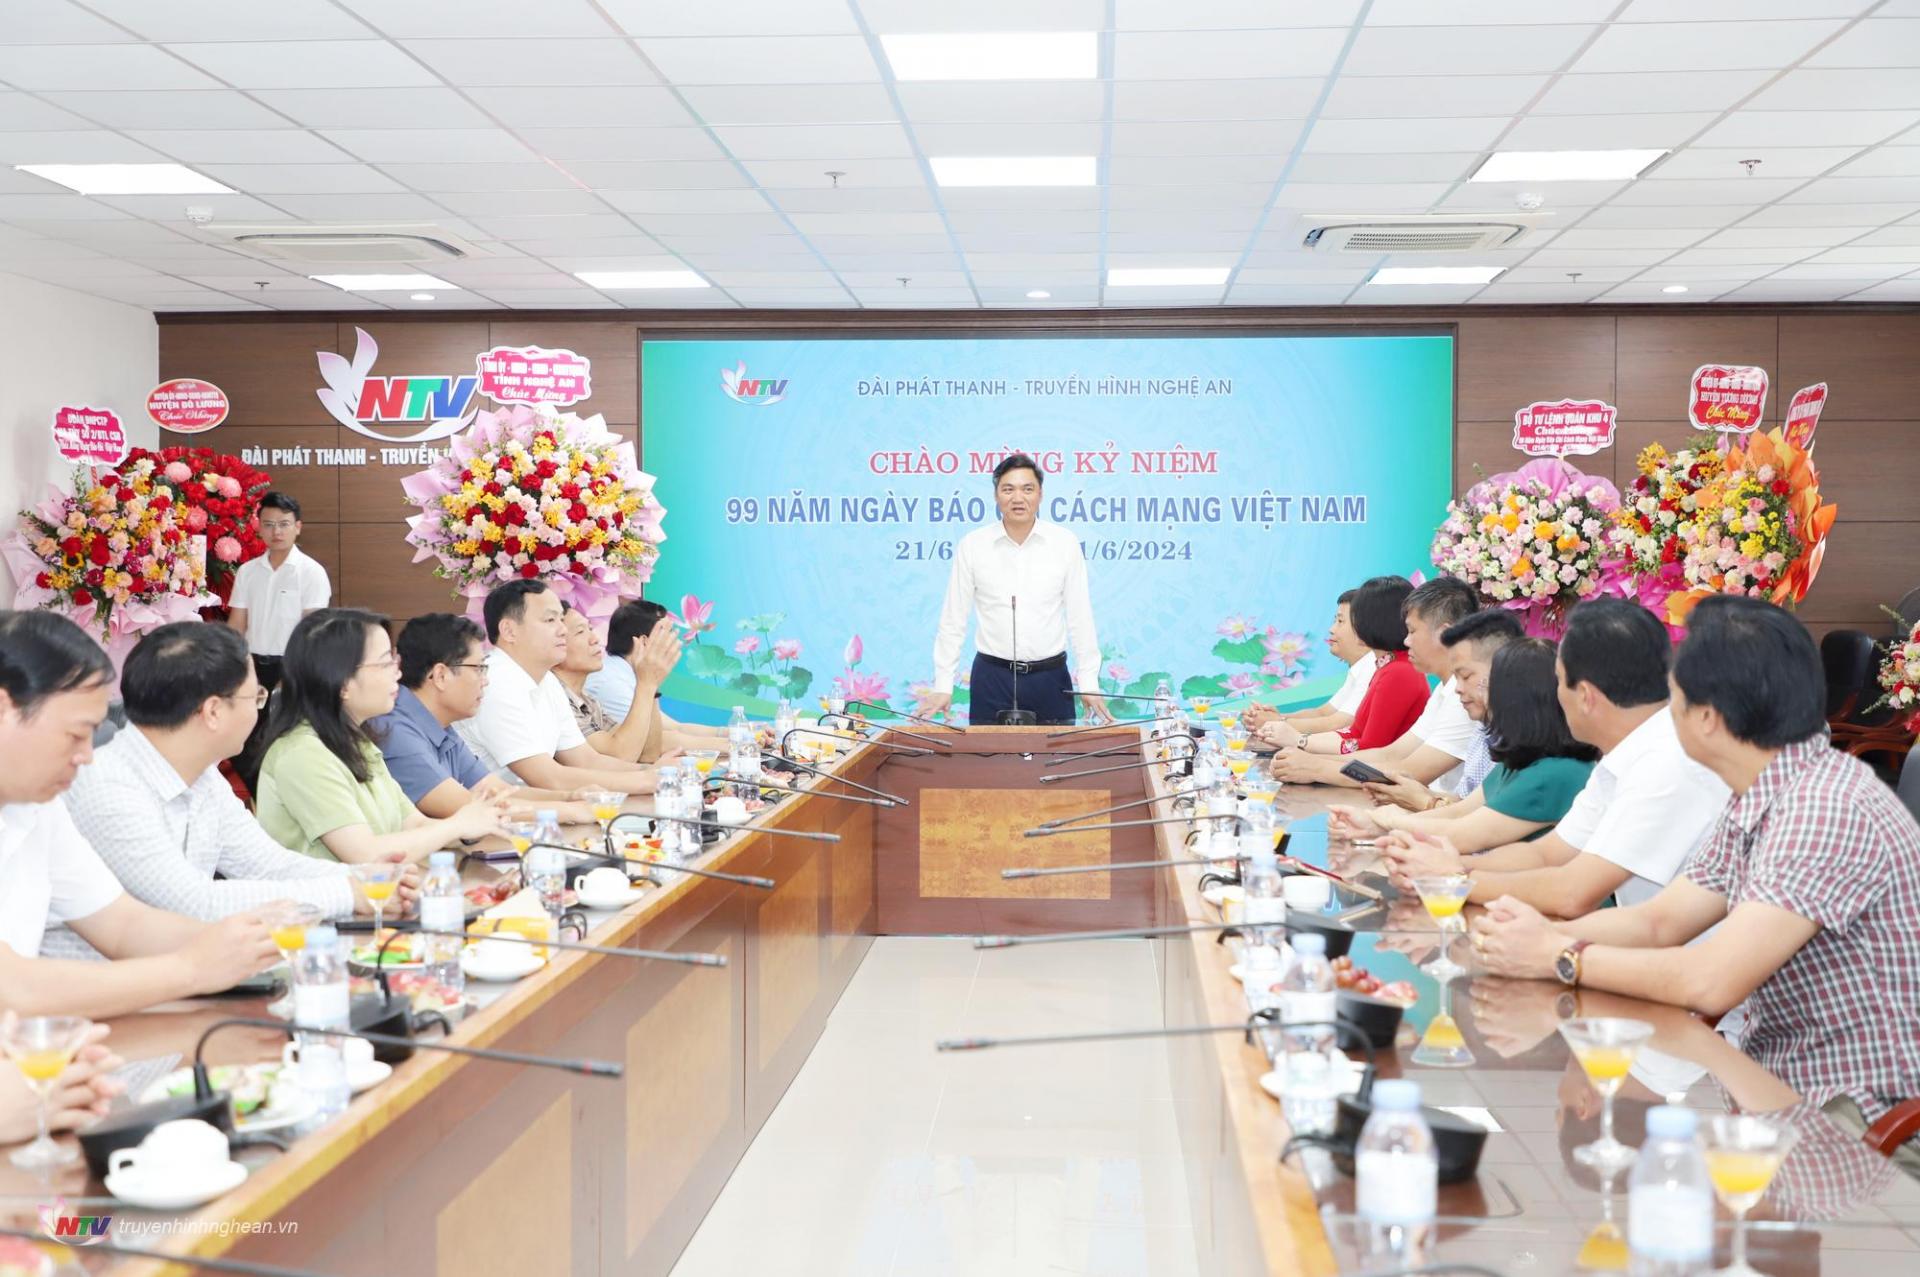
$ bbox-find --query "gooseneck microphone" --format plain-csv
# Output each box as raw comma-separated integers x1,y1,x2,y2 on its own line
1037,793,1171,828
845,701,964,734
768,749,909,805
937,1019,1369,1056
780,726,933,757
1023,813,1248,838
1036,749,1194,784
997,595,1037,726
704,773,892,808
974,921,1270,948
1002,851,1252,878
1045,716,1177,740
372,921,727,971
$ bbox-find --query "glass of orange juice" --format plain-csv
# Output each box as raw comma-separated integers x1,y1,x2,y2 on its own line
1412,873,1473,980
505,818,538,861
1703,1114,1799,1276
1409,981,1474,1069
581,787,626,835
350,861,403,936
1225,748,1254,781
1190,697,1213,720
1557,1018,1656,1176
689,750,719,782
2,1014,93,1171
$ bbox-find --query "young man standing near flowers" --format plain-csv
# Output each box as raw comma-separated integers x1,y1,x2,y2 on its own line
226,492,330,695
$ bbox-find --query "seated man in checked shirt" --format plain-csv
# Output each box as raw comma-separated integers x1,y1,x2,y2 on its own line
1474,597,1920,1129
0,613,281,1019
45,622,411,963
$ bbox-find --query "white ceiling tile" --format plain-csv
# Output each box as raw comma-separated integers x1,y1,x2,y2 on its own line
602,0,857,37
938,187,1102,210
1597,280,1740,301
1286,153,1478,183
628,212,796,237
0,195,131,221
165,41,439,89
1608,177,1805,205
893,82,1105,126
1748,69,1920,111
264,192,456,219
195,163,406,194
1620,0,1876,18
37,90,295,132
465,87,694,130
1522,246,1679,268
1438,178,1629,208
3,2,140,43
1470,282,1612,302
1699,225,1867,249
683,84,899,126
1649,146,1862,180
1345,25,1598,76
1575,20,1847,71
1109,155,1286,185
0,130,168,164
785,211,949,236
1100,284,1226,303
0,93,92,132
968,271,1097,288
1550,227,1711,249
511,235,665,258
1224,285,1359,305
1832,147,1920,177
1668,246,1818,266
1108,209,1261,235
726,287,856,306
1274,182,1449,212
403,39,659,87
953,232,1102,254
1367,1,1619,23
946,210,1100,234
433,190,609,217
319,129,537,164
443,271,594,290
711,123,913,160
912,122,1104,155
855,0,1105,33
92,193,293,222
1110,78,1324,122
705,270,852,287
1500,113,1717,150
1580,204,1755,227
808,251,958,272
1108,183,1273,209
1304,116,1510,154
1780,175,1920,202
809,233,956,255
552,161,741,188
964,253,1099,271
249,88,495,129
0,45,222,91
635,37,879,85
515,128,726,162
248,291,392,310
1117,0,1363,28
373,162,571,191
1722,279,1883,299
1501,265,1643,283
1110,121,1303,156
544,252,688,272
0,168,82,194
589,289,737,306
742,157,926,187
1845,278,1920,300
335,0,616,38
1236,267,1373,286
605,188,776,214
1803,18,1920,66
481,290,625,308
82,0,371,41
1320,75,1546,120
125,129,352,164
1115,30,1348,80
1805,244,1920,264
1851,224,1920,245
1531,70,1775,116
1742,201,1918,225
466,214,639,240
1695,109,1920,148
1106,251,1239,269
853,288,977,307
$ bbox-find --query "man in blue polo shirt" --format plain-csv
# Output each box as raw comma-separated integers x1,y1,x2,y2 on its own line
371,613,592,822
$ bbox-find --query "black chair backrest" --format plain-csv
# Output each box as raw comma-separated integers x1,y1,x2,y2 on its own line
1820,630,1879,719
1900,758,1920,826
1894,587,1920,639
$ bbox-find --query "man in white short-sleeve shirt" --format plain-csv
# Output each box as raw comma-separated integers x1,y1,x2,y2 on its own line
454,579,664,794
226,492,330,688
1379,599,1730,920
0,612,280,1020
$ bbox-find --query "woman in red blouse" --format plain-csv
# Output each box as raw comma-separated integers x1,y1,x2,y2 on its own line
1286,575,1431,755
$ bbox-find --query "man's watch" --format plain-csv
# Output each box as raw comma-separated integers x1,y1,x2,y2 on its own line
1554,939,1593,987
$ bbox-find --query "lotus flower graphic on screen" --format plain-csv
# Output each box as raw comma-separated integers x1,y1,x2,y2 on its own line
834,670,889,703
844,633,864,668
674,594,715,640
1262,629,1310,671
773,638,802,662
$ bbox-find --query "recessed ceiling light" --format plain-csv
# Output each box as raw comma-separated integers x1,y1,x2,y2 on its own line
929,156,1094,187
1106,267,1230,288
1662,284,1689,294
574,270,709,289
15,163,235,195
410,293,435,301
1367,266,1506,286
1470,149,1668,183
1026,289,1051,300
880,33,1098,82
309,273,457,292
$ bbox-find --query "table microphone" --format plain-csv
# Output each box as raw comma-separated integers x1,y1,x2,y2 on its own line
937,1018,1371,1057
780,726,933,757
703,773,891,808
996,595,1038,725
1003,851,1251,877
373,921,727,969
768,750,909,805
1045,716,1177,740
1023,813,1244,839
1036,752,1193,784
974,921,1268,948
0,1222,328,1277
844,700,964,734
193,1018,623,1091
1036,793,1171,827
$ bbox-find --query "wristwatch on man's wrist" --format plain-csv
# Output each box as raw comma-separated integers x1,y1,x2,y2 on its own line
1554,939,1593,987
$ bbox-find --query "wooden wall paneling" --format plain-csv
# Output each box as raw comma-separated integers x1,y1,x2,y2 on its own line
337,520,462,620
158,321,339,427
1782,420,1920,525
1615,313,1781,422
1779,313,1920,420
160,423,346,524
744,837,829,1128
343,320,494,379
1793,521,1919,623
487,320,640,425
1455,315,1617,422
339,443,437,527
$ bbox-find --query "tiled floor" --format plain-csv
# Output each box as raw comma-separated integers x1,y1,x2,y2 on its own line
668,937,1199,1277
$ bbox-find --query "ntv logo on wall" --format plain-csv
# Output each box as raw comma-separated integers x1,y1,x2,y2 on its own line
317,326,479,443
720,361,787,406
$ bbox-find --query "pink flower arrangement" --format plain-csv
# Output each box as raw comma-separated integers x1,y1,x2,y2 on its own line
213,536,243,563
163,461,193,484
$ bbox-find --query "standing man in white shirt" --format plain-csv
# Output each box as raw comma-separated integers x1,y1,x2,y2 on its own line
921,454,1107,726
226,492,331,693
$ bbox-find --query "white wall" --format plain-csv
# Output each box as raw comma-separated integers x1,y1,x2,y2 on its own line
0,272,158,598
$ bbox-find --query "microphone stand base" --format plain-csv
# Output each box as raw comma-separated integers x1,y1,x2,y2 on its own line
995,708,1039,725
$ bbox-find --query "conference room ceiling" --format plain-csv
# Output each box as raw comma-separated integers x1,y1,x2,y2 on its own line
2,0,1919,312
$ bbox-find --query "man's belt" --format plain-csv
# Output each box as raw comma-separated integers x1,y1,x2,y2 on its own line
976,651,1067,675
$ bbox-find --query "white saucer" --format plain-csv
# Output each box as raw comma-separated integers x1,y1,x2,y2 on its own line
1257,1056,1368,1103
461,947,546,981
1202,885,1244,909
108,1159,247,1210
349,1060,393,1094
577,886,646,911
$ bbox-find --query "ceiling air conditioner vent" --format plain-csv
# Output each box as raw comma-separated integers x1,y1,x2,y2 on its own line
1304,220,1528,254
205,223,483,265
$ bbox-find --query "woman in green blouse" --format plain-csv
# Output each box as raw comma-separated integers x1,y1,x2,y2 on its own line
1331,637,1598,851
256,608,505,863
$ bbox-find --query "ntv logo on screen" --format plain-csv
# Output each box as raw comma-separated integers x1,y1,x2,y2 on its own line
720,361,787,406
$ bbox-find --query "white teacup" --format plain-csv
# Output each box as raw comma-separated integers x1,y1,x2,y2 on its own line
109,1118,228,1184
581,866,629,900
283,1035,374,1072
712,796,748,826
471,936,523,965
1283,875,1333,912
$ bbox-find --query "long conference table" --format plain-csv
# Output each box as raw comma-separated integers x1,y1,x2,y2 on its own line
3,724,1915,1276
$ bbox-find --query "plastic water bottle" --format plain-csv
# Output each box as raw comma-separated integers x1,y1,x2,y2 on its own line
290,925,352,1130
1279,932,1339,1135
1241,835,1284,948
774,698,796,747
419,851,466,1005
651,765,690,884
1240,943,1286,1058
1357,1078,1437,1263
727,705,751,773
526,809,567,927
1153,679,1175,728
1243,800,1277,854
1629,1105,1713,1276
